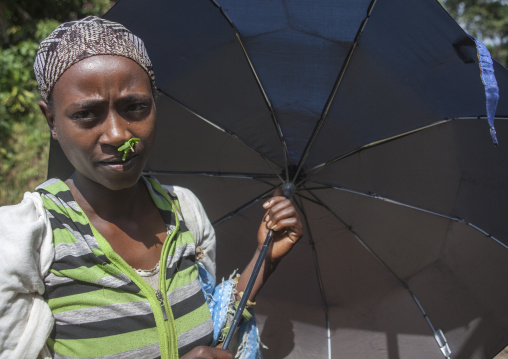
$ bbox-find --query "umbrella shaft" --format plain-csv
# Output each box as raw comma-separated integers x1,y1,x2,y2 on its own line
222,229,274,350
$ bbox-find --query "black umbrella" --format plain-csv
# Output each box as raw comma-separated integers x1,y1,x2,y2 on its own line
49,0,508,357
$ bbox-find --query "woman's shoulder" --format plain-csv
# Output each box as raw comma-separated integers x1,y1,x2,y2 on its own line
0,190,54,275
161,184,199,202
160,184,207,215
0,191,46,227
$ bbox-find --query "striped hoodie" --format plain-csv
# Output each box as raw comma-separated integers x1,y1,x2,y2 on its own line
36,176,214,358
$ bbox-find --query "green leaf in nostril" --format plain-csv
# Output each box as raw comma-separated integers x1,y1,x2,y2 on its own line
118,138,140,161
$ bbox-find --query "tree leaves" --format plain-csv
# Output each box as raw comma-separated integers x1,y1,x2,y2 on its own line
0,1,115,204
440,0,508,67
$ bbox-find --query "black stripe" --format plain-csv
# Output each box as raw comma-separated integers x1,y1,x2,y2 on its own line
53,189,75,204
178,331,214,357
53,312,156,340
163,186,178,202
170,285,208,320
166,254,195,280
37,186,75,204
52,252,109,271
47,209,95,238
46,281,103,298
158,208,177,228
45,279,140,299
178,221,189,233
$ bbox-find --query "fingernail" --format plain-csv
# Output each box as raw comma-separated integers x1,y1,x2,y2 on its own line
263,200,271,208
267,221,273,228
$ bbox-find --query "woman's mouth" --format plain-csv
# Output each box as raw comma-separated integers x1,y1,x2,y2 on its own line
98,154,137,170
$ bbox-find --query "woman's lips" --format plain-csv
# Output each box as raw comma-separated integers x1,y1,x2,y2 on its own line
98,154,137,170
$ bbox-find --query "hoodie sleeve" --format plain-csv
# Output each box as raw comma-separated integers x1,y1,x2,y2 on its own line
162,185,217,283
0,192,54,359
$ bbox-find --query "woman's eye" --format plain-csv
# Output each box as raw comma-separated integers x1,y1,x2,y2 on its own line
72,110,97,120
125,103,148,112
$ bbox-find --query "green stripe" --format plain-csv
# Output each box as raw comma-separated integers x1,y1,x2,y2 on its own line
40,180,69,195
53,262,120,282
167,265,199,292
174,302,211,335
149,193,171,213
51,228,79,245
41,196,90,226
48,287,145,314
49,327,159,357
166,234,195,257
146,178,177,212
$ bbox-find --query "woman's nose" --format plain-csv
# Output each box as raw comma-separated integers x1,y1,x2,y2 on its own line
99,112,132,147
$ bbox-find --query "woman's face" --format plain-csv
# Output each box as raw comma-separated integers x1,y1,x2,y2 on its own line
42,55,156,191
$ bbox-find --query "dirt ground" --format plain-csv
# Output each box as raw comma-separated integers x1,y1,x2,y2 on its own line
494,346,508,358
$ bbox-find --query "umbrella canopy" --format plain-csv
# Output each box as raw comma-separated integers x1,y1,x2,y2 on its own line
49,0,508,357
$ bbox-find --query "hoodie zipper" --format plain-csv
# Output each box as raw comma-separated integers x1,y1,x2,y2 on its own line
156,289,168,321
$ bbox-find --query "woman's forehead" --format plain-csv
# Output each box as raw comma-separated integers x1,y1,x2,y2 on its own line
52,56,153,104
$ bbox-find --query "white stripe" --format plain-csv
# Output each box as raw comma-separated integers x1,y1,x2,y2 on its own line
167,243,196,270
177,318,214,348
42,192,82,213
54,236,97,261
53,342,161,359
93,272,132,288
167,279,202,306
53,300,153,325
45,272,73,287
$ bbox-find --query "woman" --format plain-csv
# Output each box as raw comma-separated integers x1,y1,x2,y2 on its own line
0,16,302,359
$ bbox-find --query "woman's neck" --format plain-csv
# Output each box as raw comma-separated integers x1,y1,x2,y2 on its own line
65,172,149,222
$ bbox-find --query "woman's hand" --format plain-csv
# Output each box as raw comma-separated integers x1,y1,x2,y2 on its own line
236,187,303,302
180,346,233,359
257,188,303,264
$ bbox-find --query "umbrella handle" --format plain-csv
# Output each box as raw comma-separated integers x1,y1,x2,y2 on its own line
222,229,274,350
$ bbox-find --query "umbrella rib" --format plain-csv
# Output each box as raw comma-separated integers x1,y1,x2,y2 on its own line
298,188,453,358
143,170,280,189
156,89,283,170
210,1,292,181
297,188,405,281
234,33,292,180
302,119,451,179
306,180,508,250
143,170,278,180
302,116,508,180
262,156,286,184
292,0,379,182
212,187,276,226
449,115,508,120
293,196,332,359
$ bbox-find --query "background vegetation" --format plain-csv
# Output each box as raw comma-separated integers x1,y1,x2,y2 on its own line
440,0,508,65
0,0,507,205
0,0,114,205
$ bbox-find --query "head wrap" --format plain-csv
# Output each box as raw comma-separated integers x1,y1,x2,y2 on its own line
34,16,155,102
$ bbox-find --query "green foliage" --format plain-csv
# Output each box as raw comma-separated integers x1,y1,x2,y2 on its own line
118,138,140,161
0,1,114,205
0,0,113,46
0,20,55,190
0,116,50,205
440,0,508,67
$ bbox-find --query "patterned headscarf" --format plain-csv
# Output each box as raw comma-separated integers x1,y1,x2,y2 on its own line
34,16,155,102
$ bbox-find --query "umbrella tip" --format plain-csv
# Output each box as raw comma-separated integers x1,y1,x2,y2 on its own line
282,182,296,200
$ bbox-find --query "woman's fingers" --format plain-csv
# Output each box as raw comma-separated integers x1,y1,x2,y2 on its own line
264,200,299,229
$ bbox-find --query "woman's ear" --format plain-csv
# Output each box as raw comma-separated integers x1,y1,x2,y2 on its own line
38,100,58,140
